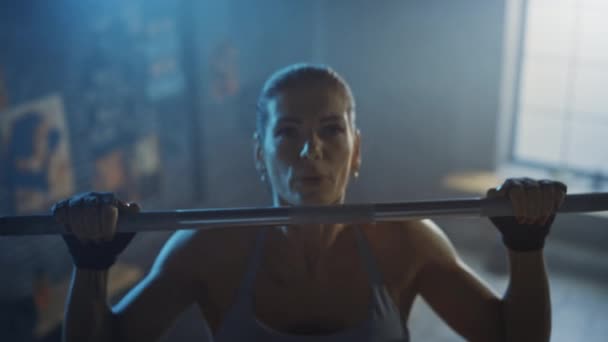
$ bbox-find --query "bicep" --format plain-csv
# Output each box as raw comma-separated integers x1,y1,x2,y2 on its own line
111,232,204,341
414,220,504,341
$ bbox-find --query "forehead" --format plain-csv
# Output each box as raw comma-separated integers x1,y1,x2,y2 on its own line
267,86,349,124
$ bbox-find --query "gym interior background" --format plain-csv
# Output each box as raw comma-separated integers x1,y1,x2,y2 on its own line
0,0,606,341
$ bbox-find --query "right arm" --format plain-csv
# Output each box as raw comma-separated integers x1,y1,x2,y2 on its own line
63,229,202,342
55,192,207,342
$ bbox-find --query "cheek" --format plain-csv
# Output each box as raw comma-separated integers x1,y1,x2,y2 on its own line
333,165,351,186
264,147,292,183
330,142,354,167
271,139,302,165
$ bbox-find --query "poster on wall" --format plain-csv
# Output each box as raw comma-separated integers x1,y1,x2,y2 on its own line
91,133,162,202
0,94,75,214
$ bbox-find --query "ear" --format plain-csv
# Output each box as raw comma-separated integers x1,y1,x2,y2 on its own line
351,129,362,173
253,132,265,173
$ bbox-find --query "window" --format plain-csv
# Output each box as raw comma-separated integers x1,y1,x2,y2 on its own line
511,0,608,183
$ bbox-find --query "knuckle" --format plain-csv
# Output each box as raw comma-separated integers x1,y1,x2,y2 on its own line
51,200,68,222
65,193,106,240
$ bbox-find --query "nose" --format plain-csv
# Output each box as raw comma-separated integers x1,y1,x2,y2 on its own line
299,135,322,160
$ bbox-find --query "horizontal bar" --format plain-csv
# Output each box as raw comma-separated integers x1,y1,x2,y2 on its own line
0,192,606,236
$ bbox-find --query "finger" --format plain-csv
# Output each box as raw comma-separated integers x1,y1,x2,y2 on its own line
96,192,118,241
522,178,542,224
492,178,517,197
51,199,69,225
125,202,141,214
67,196,86,240
95,193,118,241
486,186,500,198
83,196,101,241
115,199,130,212
99,204,118,242
115,200,141,215
539,180,555,225
555,181,568,195
555,181,568,209
507,179,527,223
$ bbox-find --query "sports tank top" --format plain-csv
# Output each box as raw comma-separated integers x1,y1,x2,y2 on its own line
213,227,410,341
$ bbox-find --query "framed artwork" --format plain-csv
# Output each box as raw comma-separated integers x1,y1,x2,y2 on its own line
0,94,75,214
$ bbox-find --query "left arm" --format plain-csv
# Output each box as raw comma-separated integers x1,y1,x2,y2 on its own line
502,250,550,342
411,219,503,341
411,219,550,342
412,177,565,341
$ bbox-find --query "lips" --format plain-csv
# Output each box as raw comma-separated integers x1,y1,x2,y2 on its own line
296,174,324,184
300,176,322,181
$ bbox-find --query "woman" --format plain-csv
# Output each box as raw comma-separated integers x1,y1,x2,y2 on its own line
54,64,565,342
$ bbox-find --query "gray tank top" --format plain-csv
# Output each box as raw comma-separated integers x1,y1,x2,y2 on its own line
213,227,410,341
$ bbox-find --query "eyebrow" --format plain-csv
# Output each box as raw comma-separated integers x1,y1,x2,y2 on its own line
275,113,345,125
320,114,344,123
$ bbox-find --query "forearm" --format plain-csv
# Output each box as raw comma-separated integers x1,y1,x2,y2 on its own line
62,268,119,342
502,250,551,342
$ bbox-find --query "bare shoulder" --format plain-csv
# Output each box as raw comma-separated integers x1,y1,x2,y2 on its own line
402,219,456,251
367,218,451,245
407,219,459,262
366,219,460,269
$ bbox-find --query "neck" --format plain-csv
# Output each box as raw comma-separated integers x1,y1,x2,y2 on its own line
278,223,346,253
273,195,347,253
271,195,349,279
272,223,346,282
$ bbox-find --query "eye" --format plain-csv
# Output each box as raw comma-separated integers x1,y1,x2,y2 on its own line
275,126,298,138
320,124,345,137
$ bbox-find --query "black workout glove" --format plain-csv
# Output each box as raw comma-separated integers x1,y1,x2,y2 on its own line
487,178,566,252
61,232,135,270
53,192,138,270
489,215,555,251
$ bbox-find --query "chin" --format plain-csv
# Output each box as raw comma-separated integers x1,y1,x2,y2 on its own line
295,192,339,206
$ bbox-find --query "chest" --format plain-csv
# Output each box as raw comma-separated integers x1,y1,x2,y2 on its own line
202,232,418,334
255,264,374,329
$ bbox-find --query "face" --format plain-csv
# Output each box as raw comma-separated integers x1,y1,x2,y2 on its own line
255,85,361,206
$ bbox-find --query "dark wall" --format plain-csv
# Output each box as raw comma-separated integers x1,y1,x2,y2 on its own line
316,0,505,202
